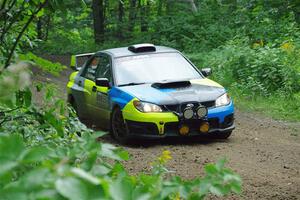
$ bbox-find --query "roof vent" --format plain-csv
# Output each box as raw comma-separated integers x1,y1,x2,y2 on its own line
128,43,156,53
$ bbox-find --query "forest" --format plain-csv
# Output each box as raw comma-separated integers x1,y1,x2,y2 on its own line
0,0,300,199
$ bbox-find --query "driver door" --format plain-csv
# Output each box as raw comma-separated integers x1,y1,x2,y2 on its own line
80,55,100,119
94,54,112,128
82,54,112,128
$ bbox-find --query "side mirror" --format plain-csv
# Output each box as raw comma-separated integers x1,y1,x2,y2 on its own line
201,68,212,77
95,78,110,88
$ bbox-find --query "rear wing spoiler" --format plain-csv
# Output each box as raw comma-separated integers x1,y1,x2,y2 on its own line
70,53,94,71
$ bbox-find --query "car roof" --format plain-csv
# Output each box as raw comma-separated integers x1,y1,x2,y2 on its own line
100,45,179,58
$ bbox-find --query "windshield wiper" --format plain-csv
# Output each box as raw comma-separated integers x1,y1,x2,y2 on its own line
118,82,146,87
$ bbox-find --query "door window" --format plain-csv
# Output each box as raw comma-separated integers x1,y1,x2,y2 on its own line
96,55,112,82
82,56,100,80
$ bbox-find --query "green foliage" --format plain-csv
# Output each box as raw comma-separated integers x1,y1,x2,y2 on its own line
39,27,100,55
0,0,49,67
0,64,31,108
0,131,241,200
0,64,242,199
193,38,300,95
233,89,300,121
188,37,300,120
18,52,66,76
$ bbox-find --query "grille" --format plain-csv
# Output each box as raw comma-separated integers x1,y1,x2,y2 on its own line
164,101,215,113
165,119,209,133
164,116,232,134
208,118,219,128
202,101,215,108
126,120,159,135
222,114,234,128
164,122,178,133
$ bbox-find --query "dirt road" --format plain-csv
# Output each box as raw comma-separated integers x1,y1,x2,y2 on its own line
120,111,300,199
33,56,300,199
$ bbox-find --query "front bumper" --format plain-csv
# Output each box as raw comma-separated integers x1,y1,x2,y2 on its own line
122,99,235,138
125,117,235,139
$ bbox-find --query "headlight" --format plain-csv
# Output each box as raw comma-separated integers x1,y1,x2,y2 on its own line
215,93,231,107
133,100,162,112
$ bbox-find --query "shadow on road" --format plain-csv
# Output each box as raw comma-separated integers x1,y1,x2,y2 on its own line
95,130,229,148
82,120,230,148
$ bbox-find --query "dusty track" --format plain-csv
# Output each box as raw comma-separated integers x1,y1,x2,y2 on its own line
33,55,300,199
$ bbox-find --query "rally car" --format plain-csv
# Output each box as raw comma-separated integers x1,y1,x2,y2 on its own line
67,44,235,143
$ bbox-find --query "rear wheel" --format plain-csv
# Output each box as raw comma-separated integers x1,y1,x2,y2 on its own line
211,131,232,139
111,107,130,144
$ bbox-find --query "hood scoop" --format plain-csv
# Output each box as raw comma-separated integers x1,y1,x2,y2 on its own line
151,80,191,89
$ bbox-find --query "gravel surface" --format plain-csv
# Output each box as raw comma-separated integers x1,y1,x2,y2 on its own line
117,110,300,200
32,56,300,199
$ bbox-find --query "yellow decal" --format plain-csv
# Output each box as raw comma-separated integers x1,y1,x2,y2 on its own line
190,78,223,88
66,72,78,93
122,98,179,135
70,55,76,67
97,86,108,94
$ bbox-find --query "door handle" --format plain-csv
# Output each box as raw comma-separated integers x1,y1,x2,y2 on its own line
92,86,97,92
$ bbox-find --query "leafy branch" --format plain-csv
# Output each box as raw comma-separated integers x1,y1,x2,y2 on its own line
3,0,49,69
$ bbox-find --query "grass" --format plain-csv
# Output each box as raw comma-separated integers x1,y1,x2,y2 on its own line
18,52,66,76
229,89,300,122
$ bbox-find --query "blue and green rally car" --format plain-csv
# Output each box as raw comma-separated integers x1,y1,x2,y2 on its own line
67,44,235,143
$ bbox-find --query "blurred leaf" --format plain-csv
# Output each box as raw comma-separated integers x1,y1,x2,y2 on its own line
110,174,134,200
56,177,88,200
71,168,100,185
22,146,50,163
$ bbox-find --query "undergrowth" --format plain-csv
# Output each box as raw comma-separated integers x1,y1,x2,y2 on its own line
188,37,300,121
18,52,66,76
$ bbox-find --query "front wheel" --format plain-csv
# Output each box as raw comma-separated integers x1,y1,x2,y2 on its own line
211,131,232,139
111,107,130,144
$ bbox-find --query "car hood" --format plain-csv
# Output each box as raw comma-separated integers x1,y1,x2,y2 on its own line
118,79,226,105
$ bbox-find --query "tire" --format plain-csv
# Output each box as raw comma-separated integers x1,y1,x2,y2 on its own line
111,107,130,144
211,131,232,139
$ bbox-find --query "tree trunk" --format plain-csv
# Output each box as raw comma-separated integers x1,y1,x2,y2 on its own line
92,0,105,44
166,0,172,15
117,0,124,39
44,16,51,40
166,0,197,14
37,17,43,39
128,0,137,33
186,0,197,13
157,0,164,15
140,0,150,32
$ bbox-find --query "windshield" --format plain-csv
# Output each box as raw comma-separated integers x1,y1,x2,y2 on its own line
114,53,202,86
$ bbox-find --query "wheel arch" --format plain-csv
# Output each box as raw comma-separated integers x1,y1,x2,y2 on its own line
109,103,122,132
67,94,75,105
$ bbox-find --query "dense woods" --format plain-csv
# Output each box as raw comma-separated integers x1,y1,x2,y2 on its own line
1,0,297,119
34,0,300,53
0,0,299,199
